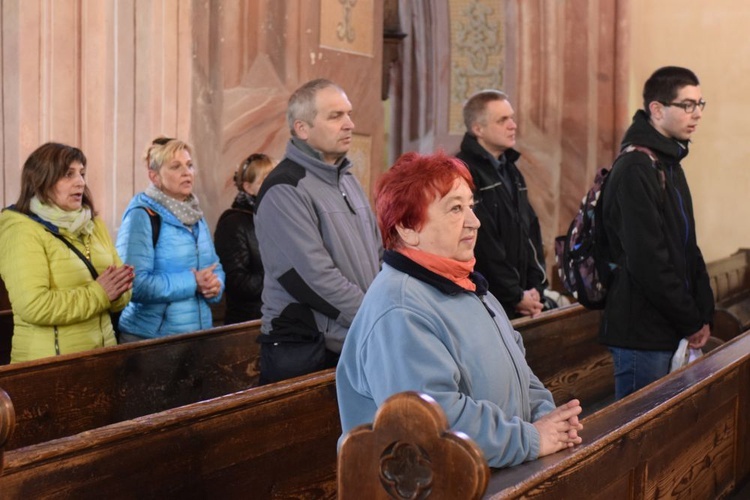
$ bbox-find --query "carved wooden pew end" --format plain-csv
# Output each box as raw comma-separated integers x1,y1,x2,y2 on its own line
0,388,15,474
338,391,489,500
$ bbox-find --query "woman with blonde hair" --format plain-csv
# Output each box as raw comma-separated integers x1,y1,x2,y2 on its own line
0,142,133,362
116,137,224,342
214,153,275,324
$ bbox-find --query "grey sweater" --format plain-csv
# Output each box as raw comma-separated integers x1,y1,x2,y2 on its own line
255,139,382,352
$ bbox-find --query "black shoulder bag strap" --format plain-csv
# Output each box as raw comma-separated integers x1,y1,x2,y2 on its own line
49,231,123,340
49,232,98,278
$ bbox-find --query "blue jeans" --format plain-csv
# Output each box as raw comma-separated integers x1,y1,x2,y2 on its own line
609,347,674,400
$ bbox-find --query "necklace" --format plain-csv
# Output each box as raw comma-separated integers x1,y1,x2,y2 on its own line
81,234,92,261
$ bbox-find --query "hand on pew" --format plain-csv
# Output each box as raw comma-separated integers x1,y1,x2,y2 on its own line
96,264,134,301
533,398,583,457
515,289,544,318
687,323,711,349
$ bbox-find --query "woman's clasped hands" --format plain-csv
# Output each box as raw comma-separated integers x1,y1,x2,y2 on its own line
96,264,135,301
193,263,222,299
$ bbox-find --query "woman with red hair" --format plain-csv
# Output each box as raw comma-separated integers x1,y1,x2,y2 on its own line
336,152,583,468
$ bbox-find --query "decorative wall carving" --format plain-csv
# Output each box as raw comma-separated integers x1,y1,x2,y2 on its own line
320,0,374,56
449,0,505,134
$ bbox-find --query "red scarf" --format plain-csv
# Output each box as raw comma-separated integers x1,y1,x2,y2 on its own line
397,247,477,291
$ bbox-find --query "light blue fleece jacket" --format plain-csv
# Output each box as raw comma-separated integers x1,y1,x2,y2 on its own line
336,252,555,468
116,193,224,338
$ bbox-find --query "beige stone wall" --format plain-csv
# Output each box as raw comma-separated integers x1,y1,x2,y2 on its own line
1,0,193,232
628,0,750,261
0,0,383,237
2,0,746,267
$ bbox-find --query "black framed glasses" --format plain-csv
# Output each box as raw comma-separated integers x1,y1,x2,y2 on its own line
660,99,706,114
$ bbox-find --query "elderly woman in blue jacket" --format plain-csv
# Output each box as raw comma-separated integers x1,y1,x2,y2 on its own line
336,152,583,468
116,137,224,342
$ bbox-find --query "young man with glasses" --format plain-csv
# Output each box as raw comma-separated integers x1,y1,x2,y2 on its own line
599,66,714,400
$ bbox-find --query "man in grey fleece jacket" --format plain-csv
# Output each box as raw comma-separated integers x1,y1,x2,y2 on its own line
255,79,382,384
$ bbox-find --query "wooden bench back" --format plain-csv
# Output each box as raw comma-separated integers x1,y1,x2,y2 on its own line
338,391,489,500
515,304,609,408
486,330,750,499
1,370,341,498
0,303,603,452
713,289,750,342
4,332,746,498
0,320,262,450
706,248,750,302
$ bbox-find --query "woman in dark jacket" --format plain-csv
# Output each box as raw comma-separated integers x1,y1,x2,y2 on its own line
214,153,275,324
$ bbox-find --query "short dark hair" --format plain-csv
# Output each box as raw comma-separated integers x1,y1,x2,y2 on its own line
15,142,95,214
643,66,700,116
462,89,509,132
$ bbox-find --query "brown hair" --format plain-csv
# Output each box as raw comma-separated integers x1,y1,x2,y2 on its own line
234,153,274,190
14,142,96,214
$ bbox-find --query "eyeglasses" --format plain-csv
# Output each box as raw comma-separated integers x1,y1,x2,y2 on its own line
660,99,706,114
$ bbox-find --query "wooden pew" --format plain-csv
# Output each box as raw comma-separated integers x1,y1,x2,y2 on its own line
0,302,606,454
713,289,750,342
0,388,13,475
705,249,750,342
0,270,740,460
0,304,605,497
3,332,745,499
485,330,750,499
513,305,608,410
0,370,341,498
706,247,750,303
0,320,262,450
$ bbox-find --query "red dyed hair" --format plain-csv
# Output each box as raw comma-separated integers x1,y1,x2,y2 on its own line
376,151,475,250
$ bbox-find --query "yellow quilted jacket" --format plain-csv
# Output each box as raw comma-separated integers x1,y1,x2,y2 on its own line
0,209,131,363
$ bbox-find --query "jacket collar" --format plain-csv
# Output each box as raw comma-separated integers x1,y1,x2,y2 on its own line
459,133,521,164
4,205,60,233
621,110,690,162
383,250,488,297
287,138,352,186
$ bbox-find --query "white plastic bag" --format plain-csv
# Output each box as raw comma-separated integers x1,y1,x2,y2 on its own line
669,338,703,372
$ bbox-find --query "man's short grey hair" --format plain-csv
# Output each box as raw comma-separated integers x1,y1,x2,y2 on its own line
462,89,509,132
287,78,345,137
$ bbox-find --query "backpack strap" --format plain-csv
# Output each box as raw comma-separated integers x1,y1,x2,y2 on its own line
138,207,161,248
622,144,666,190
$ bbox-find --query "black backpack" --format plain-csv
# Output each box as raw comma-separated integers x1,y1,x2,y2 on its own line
554,145,662,309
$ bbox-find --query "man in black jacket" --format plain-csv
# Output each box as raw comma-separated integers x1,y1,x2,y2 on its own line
600,66,713,400
456,90,546,319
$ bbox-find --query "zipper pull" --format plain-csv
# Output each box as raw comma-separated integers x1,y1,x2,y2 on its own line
342,191,356,214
